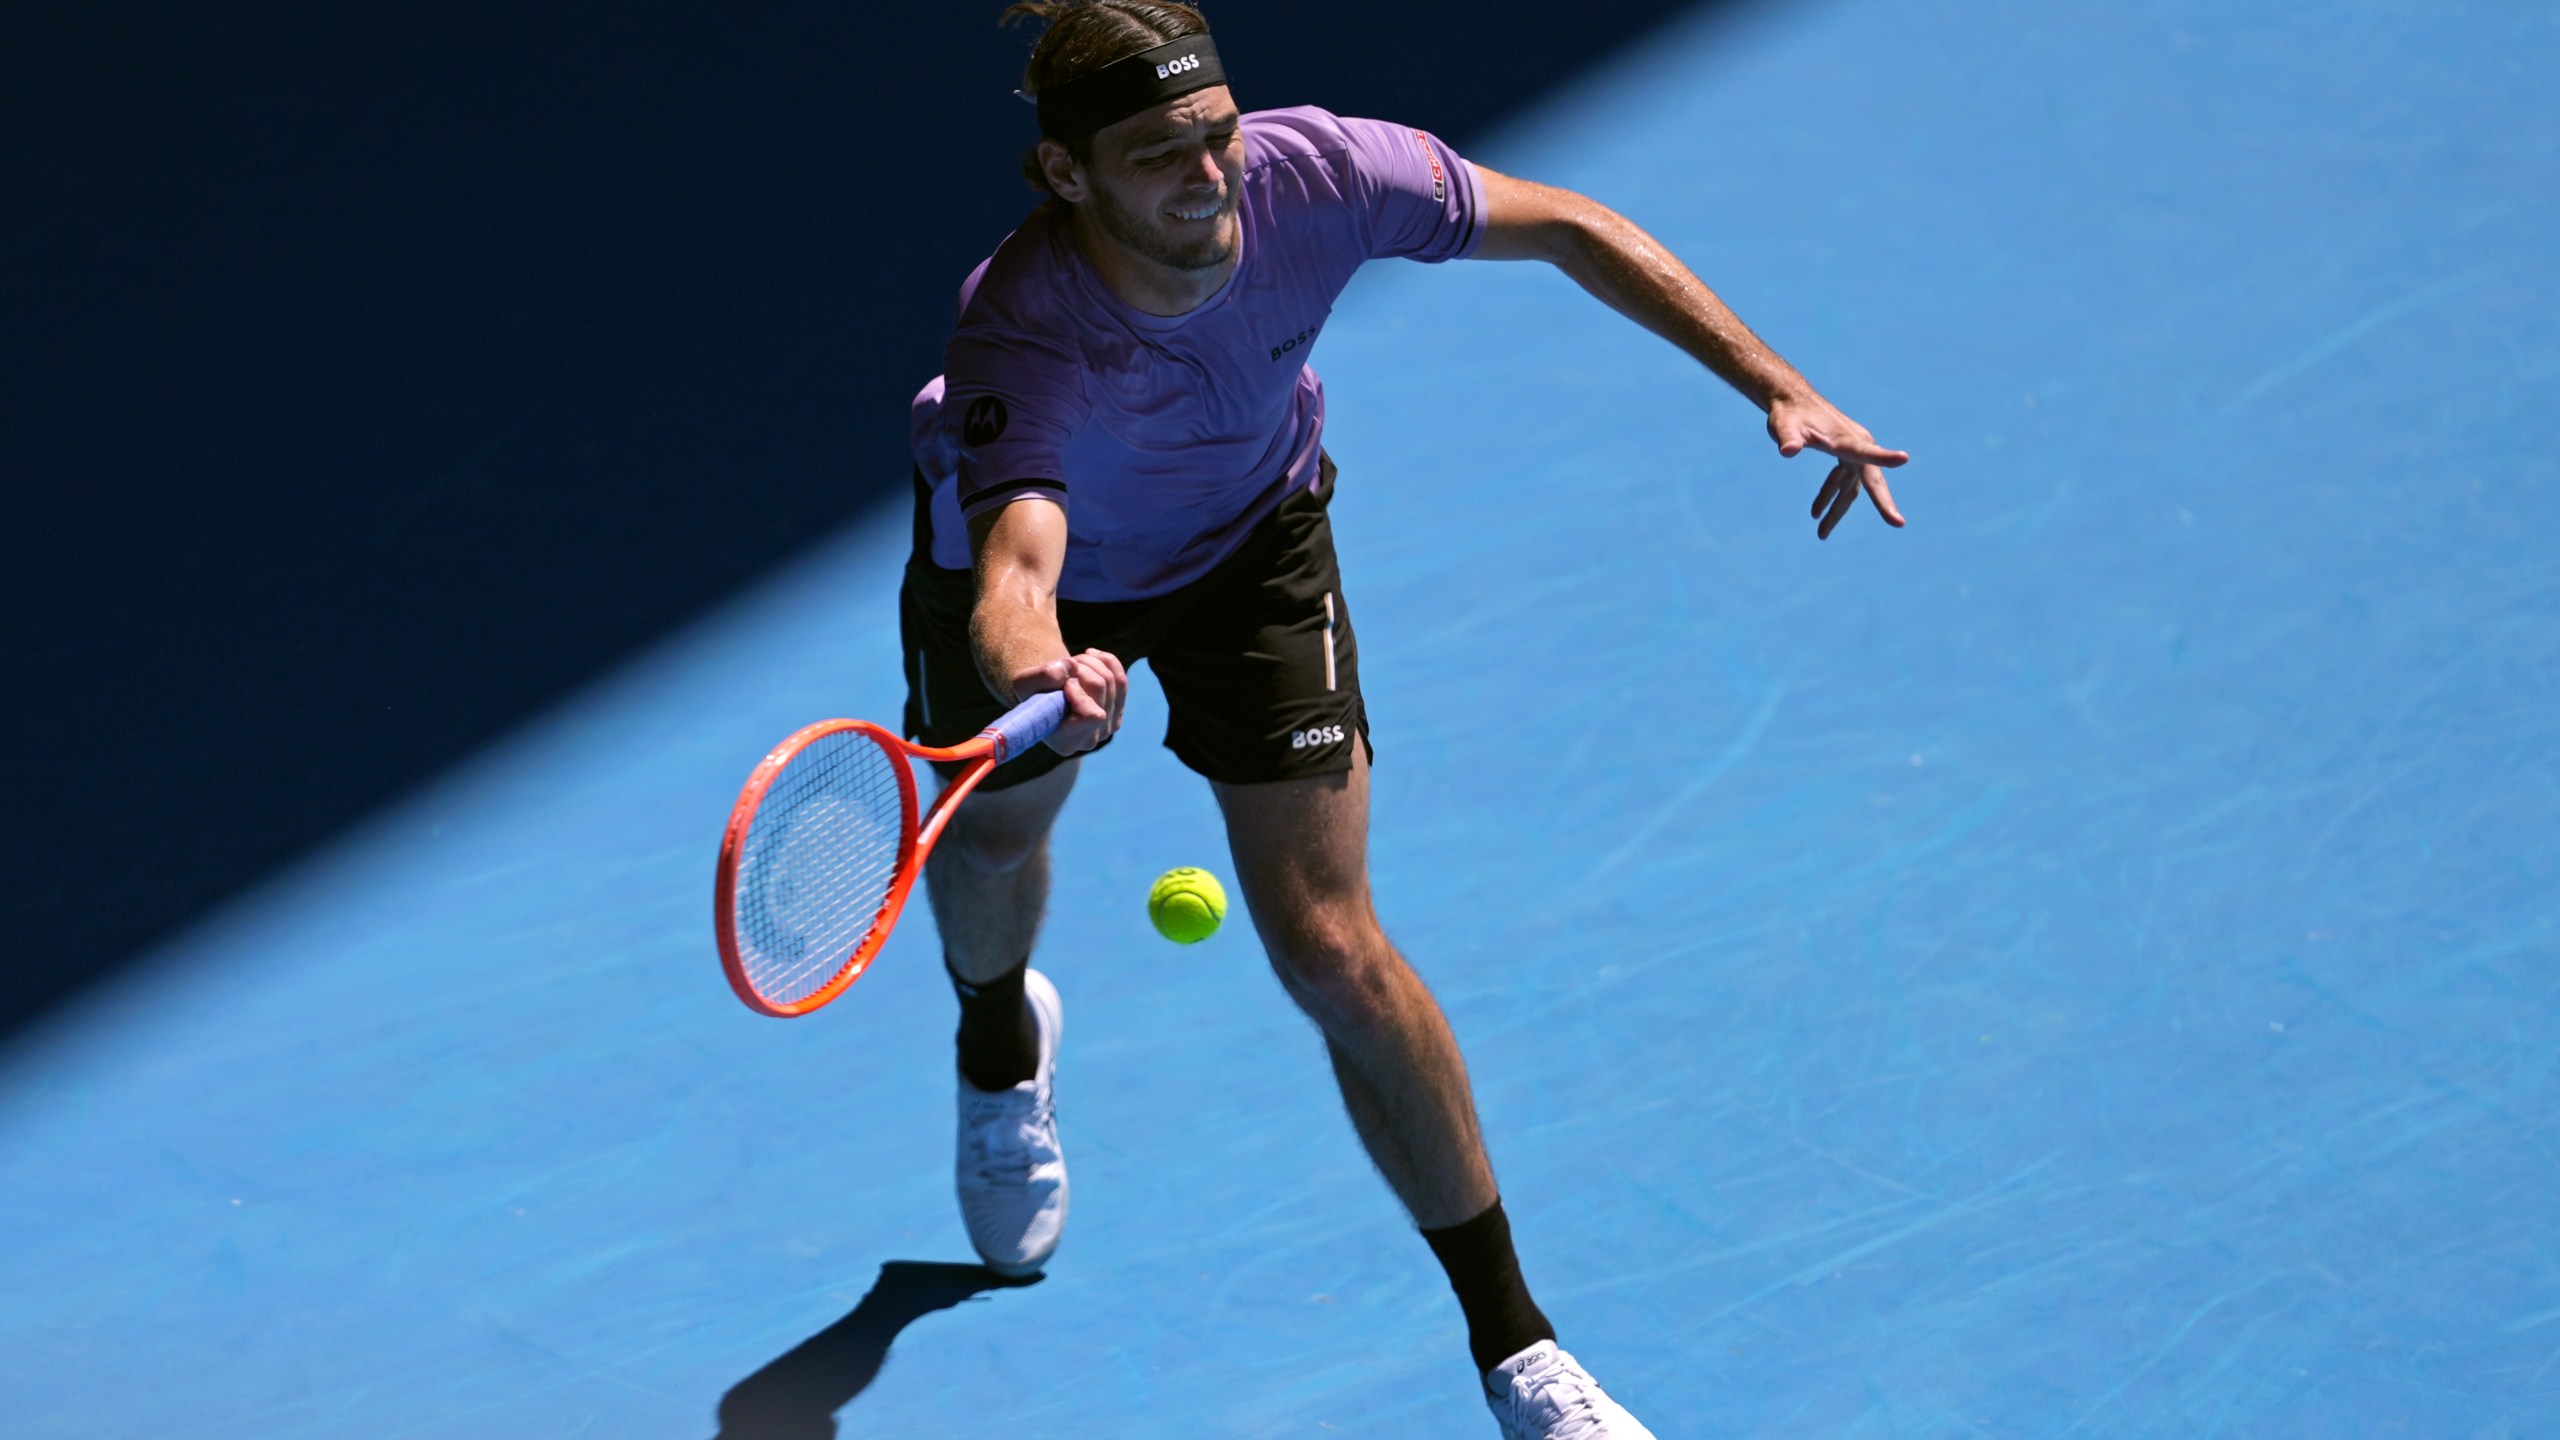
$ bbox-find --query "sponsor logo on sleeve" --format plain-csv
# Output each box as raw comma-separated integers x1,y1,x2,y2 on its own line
1411,129,1447,203
962,395,1010,447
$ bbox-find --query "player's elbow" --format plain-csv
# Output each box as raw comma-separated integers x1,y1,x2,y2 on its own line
1527,213,1605,272
1476,170,1606,267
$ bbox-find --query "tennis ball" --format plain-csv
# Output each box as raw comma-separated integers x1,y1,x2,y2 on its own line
1147,867,1227,944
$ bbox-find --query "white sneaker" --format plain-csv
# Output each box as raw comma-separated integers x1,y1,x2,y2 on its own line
954,967,1066,1276
1485,1340,1658,1440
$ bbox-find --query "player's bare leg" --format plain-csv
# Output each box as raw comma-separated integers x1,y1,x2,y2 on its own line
925,757,1079,990
1213,740,1494,1228
1218,740,1556,1376
1216,742,1651,1433
924,758,1079,1275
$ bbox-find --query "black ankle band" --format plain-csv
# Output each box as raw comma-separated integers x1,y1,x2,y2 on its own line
1421,1197,1556,1376
948,956,1037,1092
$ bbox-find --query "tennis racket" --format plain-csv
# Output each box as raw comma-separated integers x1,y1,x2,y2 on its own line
715,690,1066,1017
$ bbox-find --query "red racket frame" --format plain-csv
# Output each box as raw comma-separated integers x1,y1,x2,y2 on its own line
714,718,1010,1018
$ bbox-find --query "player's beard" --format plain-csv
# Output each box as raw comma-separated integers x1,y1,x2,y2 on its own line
1089,178,1237,272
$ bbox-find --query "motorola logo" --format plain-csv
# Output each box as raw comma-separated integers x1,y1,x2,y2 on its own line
962,395,1009,447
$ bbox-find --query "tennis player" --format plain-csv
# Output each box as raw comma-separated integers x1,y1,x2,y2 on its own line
903,4,1908,1432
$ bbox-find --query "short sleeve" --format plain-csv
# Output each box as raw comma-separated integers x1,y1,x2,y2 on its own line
1335,115,1484,264
942,327,1089,523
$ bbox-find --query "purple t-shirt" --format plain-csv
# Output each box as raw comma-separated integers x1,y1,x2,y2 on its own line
909,106,1484,601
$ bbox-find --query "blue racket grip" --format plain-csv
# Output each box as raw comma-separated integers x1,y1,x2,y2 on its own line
985,689,1068,764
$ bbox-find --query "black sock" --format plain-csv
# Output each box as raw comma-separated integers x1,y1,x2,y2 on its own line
949,956,1037,1092
1422,1197,1556,1378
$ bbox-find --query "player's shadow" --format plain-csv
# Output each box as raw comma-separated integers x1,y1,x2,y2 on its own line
712,1260,1039,1439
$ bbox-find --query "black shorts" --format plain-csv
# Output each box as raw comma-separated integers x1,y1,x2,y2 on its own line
900,453,1368,792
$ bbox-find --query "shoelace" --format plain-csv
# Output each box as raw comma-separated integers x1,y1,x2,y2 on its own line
1500,1353,1612,1440
961,1090,1057,1182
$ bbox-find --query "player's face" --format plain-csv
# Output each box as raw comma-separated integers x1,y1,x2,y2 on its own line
1081,88,1244,272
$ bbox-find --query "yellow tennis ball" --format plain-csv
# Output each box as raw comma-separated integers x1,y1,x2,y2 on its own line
1147,867,1227,944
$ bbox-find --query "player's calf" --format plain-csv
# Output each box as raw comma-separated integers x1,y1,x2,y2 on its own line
924,763,1076,1092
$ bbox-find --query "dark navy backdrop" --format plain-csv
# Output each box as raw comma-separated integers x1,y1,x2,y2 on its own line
1,0,1722,1038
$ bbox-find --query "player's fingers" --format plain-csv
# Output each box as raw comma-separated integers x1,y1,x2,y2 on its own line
1078,652,1124,732
1081,649,1123,694
1085,647,1128,701
1842,436,1912,468
1075,652,1126,733
1817,467,1859,539
1769,413,1808,458
1812,461,1852,521
1064,673,1107,721
1040,675,1093,753
1862,465,1907,527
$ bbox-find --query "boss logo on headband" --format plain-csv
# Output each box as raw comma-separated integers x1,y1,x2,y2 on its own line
1036,36,1223,139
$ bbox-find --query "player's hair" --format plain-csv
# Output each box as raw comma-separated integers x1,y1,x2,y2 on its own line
1002,0,1213,194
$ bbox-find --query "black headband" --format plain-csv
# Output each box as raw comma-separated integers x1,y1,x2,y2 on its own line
1033,35,1228,140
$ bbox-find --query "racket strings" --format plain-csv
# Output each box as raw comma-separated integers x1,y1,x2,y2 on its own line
733,731,910,1006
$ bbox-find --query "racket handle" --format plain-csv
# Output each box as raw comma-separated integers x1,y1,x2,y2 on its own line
983,689,1069,764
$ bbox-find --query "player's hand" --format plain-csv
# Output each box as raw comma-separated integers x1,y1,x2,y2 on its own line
1767,392,1910,540
1014,648,1127,756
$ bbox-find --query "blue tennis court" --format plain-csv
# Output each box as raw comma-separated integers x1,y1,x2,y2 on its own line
6,0,2556,1433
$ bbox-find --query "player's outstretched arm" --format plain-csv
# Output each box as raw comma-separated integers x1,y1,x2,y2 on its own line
1471,166,1911,539
966,498,1126,754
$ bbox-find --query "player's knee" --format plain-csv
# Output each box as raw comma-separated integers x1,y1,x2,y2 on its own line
1267,912,1398,1023
938,818,1047,876
933,761,1074,879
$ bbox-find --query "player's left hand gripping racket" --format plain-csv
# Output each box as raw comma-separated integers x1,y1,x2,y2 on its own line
715,690,1066,1017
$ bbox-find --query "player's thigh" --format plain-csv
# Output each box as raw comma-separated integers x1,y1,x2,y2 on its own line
1210,736,1378,956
